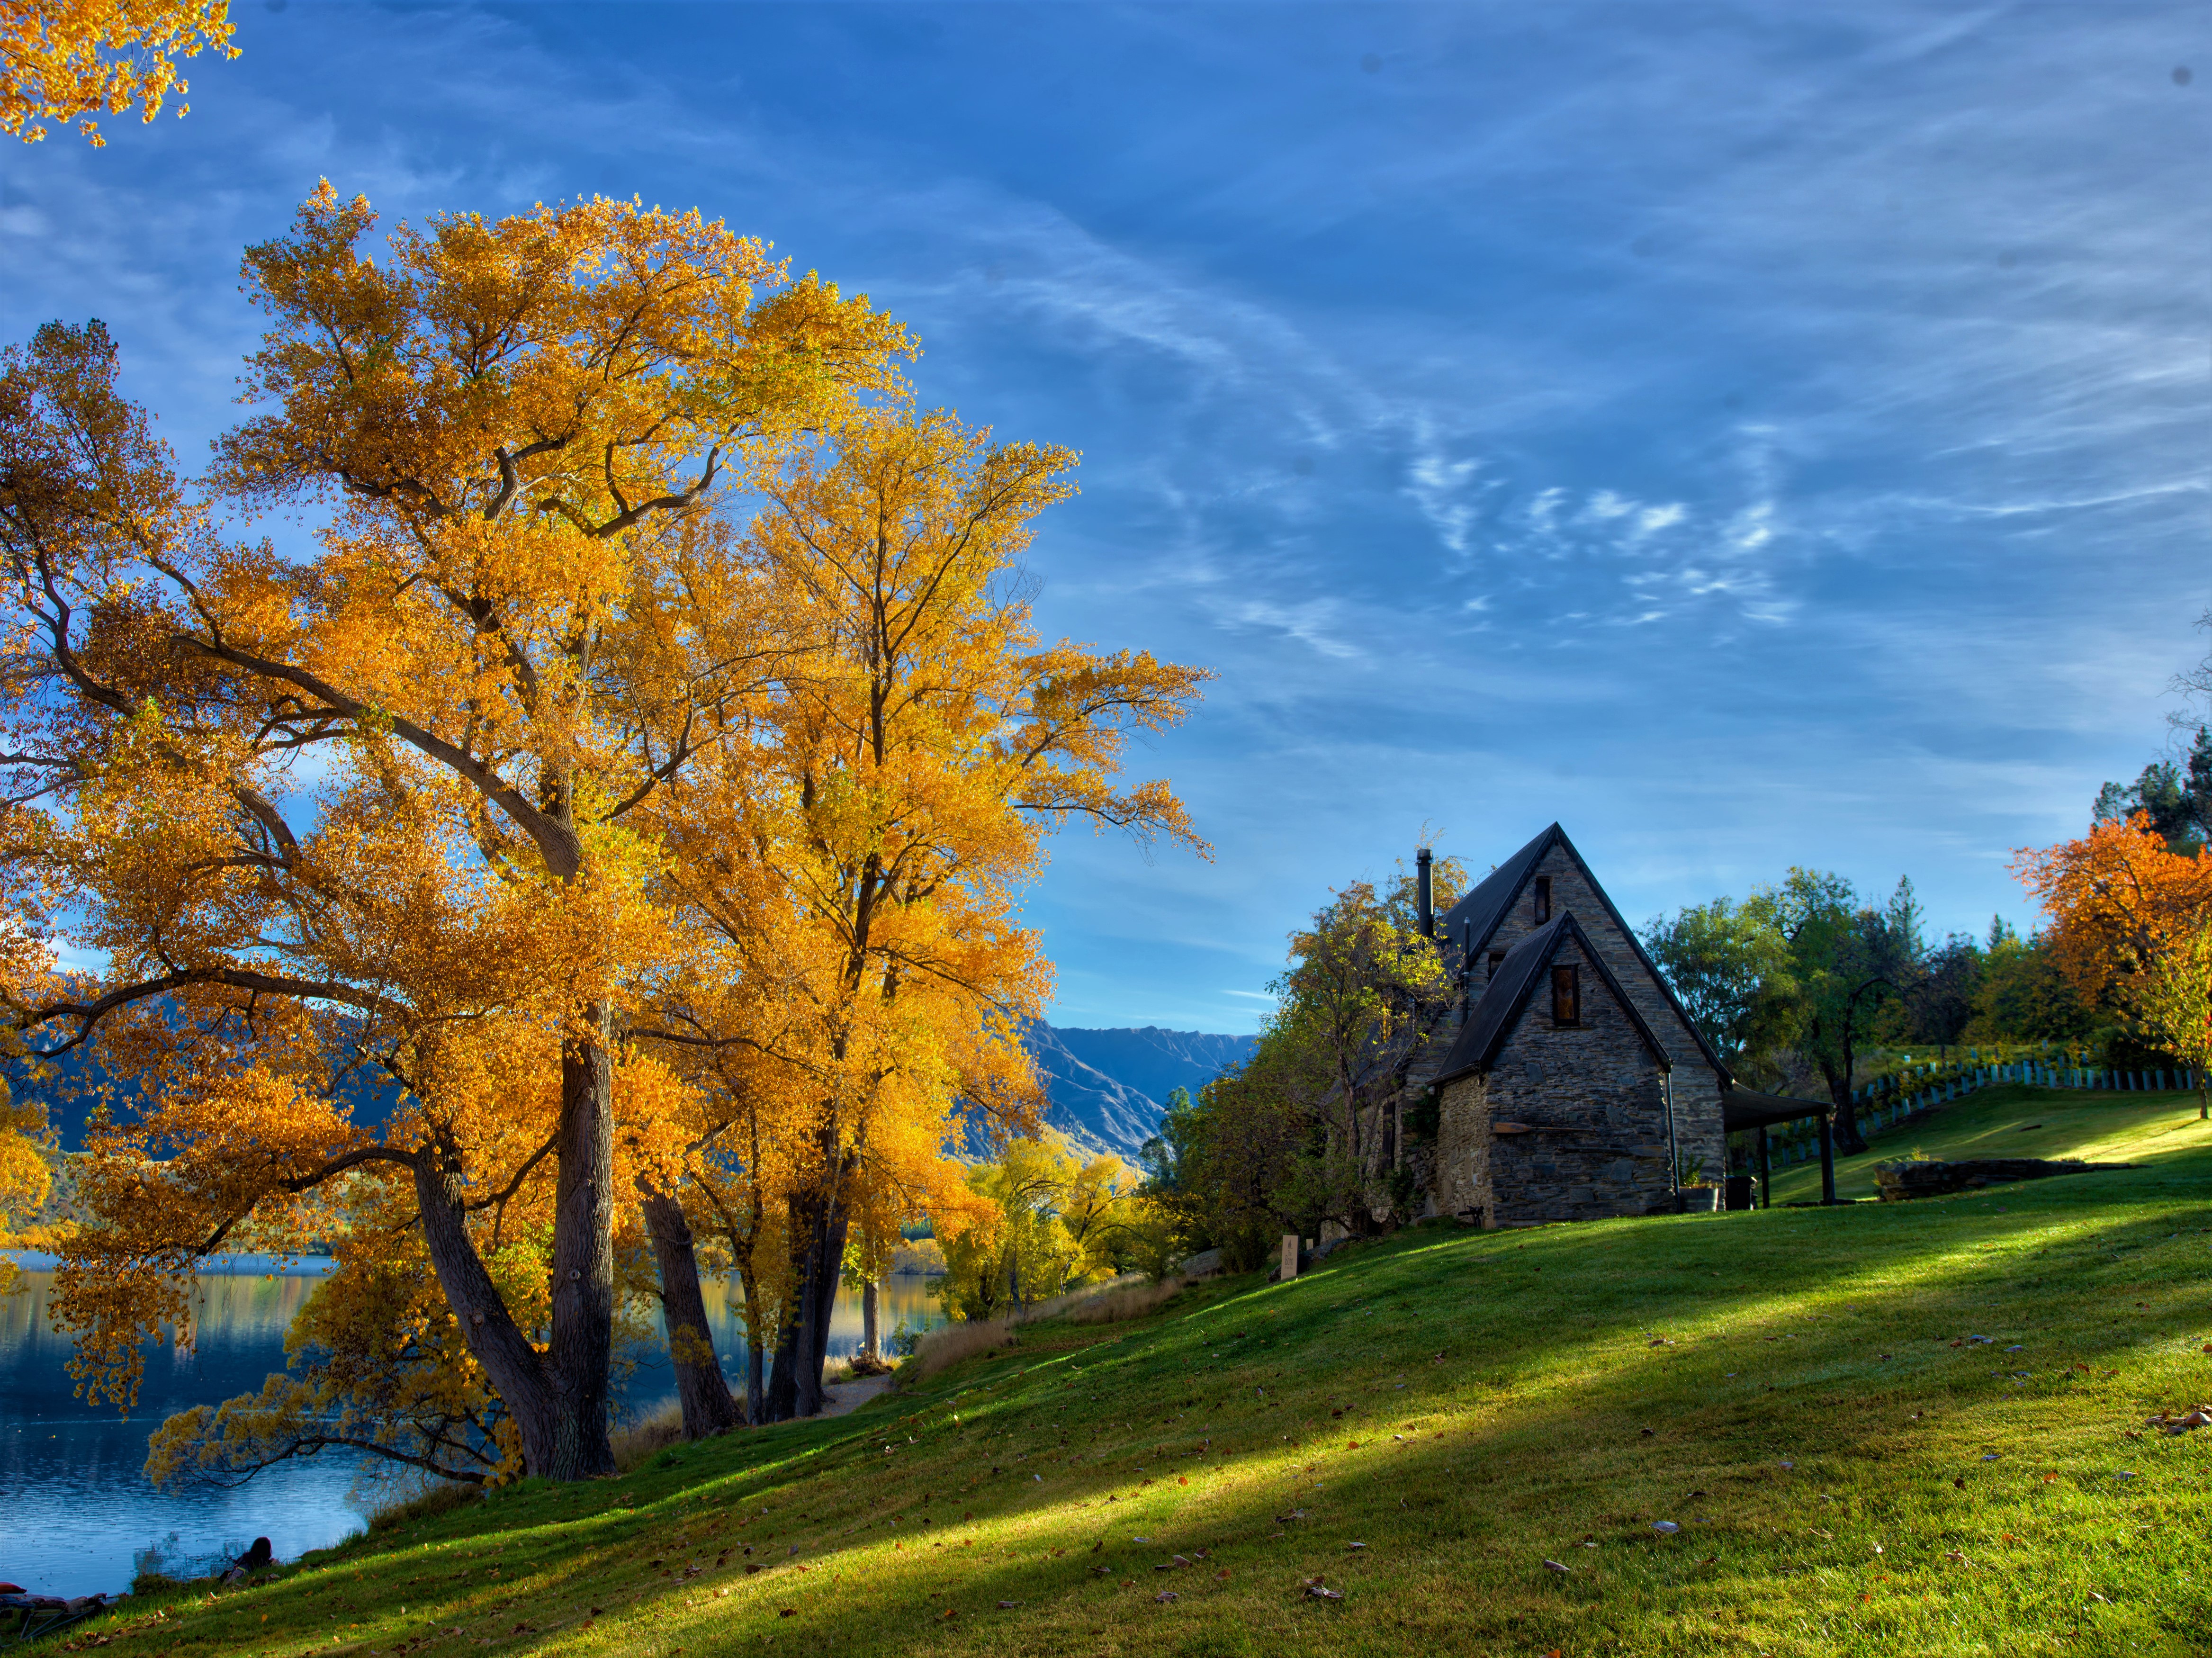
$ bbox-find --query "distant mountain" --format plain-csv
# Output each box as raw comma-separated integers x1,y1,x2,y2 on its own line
15,1018,1258,1169
1023,1023,1257,1162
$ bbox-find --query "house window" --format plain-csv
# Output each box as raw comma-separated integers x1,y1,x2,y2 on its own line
1533,876,1552,923
1551,963,1580,1027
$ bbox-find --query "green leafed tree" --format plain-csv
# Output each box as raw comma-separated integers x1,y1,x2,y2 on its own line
1641,897,1798,1086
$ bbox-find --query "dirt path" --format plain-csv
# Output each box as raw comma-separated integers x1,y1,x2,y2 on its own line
817,1375,894,1418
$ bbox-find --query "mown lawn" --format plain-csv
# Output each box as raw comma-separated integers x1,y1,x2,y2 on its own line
67,1126,2212,1658
1765,1082,2212,1204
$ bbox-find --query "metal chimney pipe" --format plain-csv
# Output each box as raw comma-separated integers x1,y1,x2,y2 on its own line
1416,847,1434,937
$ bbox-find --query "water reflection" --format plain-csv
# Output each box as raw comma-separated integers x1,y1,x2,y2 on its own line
0,1258,944,1597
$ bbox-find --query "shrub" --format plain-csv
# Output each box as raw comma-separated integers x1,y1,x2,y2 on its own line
610,1399,684,1473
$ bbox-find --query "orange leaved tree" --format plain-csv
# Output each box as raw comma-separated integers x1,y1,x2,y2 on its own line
0,184,907,1477
2016,812,2212,1118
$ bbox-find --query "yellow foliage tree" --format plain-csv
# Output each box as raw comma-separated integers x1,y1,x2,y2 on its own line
2,0,237,145
637,405,1208,1418
0,184,907,1477
936,1136,1151,1322
2132,918,2212,1122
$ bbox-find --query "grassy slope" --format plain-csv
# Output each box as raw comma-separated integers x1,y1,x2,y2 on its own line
69,1099,2212,1658
1766,1082,2212,1204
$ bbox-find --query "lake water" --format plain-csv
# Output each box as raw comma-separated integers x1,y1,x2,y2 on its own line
0,1256,944,1597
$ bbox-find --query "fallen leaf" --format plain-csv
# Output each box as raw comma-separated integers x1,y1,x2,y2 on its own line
1154,1590,1180,1604
1652,1521,1680,1534
1543,1559,1571,1574
1305,1585,1345,1602
997,1601,1017,1610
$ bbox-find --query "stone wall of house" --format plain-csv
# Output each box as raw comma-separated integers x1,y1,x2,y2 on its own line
1480,929,1677,1221
1434,1070,1493,1222
1472,846,1728,1187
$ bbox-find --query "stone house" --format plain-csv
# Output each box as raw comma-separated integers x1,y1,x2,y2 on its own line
1412,823,1734,1226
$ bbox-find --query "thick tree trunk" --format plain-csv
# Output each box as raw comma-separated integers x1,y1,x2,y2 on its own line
863,1279,879,1362
412,1151,562,1475
801,1202,850,1410
1823,1066,1869,1155
544,1011,619,1478
640,1183,743,1438
765,1306,800,1422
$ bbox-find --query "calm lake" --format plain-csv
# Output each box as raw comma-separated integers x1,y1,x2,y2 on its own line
0,1256,944,1597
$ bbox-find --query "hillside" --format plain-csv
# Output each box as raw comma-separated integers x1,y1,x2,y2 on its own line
69,1085,2212,1658
1026,1023,1257,1160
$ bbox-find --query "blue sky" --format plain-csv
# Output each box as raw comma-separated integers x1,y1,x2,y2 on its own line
4,2,2207,1034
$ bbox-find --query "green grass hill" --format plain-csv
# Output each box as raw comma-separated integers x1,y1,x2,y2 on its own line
61,1085,2212,1657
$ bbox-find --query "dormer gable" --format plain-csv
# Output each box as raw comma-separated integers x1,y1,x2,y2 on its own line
1436,822,1732,1084
1432,911,1671,1086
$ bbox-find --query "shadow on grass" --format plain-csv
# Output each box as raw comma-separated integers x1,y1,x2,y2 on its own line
75,1170,2212,1658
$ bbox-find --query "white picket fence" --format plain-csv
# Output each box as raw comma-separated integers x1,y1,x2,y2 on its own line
1759,1061,2205,1168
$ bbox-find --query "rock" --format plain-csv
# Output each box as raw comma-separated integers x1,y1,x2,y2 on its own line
1178,1248,1225,1280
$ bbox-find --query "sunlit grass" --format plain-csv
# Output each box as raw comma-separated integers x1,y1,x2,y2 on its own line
67,1130,2212,1658
1766,1081,2212,1203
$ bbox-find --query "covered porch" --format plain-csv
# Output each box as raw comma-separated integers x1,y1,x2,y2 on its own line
1721,1088,1841,1207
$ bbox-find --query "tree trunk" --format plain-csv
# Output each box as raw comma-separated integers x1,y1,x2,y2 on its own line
765,1304,801,1422
793,1189,849,1417
412,1150,561,1476
544,1011,619,1478
1821,1061,1869,1155
863,1279,879,1362
639,1183,743,1439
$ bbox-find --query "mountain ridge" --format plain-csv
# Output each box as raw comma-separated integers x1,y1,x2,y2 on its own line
1024,1021,1257,1161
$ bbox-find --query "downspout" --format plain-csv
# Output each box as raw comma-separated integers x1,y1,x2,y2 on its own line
1663,1066,1679,1210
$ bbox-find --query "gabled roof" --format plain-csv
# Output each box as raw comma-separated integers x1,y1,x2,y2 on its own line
1435,825,1557,959
1433,911,1672,1087
1436,821,1733,1085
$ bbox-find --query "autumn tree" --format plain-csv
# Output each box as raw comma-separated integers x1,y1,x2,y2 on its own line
2133,918,2212,1120
2017,812,2212,1113
935,1136,1151,1322
2,0,237,144
1263,875,1455,1234
0,185,907,1478
637,406,1207,1419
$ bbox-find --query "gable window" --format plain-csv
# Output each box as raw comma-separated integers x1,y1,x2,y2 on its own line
1551,963,1580,1027
1533,876,1552,924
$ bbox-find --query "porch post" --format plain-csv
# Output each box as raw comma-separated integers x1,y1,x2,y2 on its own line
1756,1124,1771,1210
